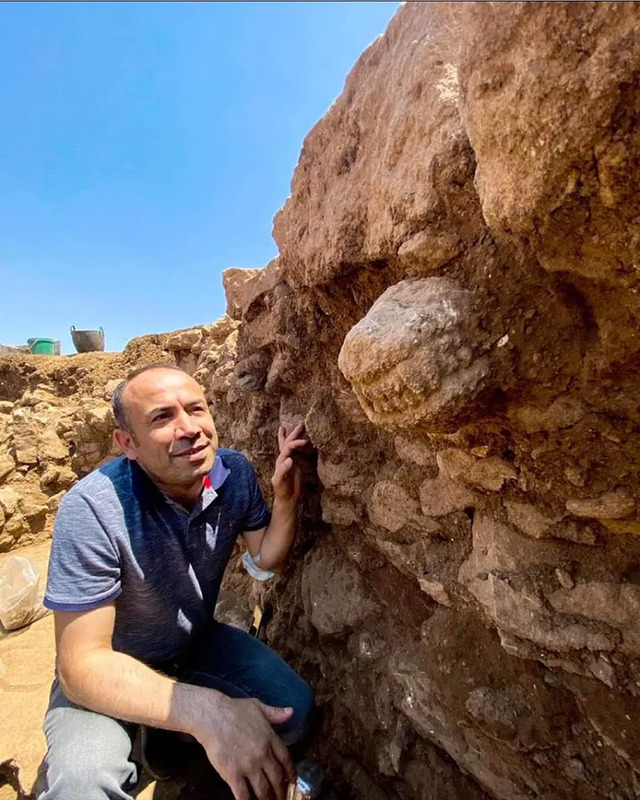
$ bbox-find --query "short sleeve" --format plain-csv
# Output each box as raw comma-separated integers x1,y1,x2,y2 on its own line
44,491,122,612
243,460,271,532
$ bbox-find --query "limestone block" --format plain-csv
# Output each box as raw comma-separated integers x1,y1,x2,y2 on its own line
465,681,570,750
37,429,68,462
417,578,451,607
566,490,635,520
509,396,587,434
22,500,46,521
397,230,463,272
222,267,262,319
468,573,617,653
459,516,568,584
437,449,515,492
86,405,114,431
391,648,528,800
9,409,38,465
368,481,419,533
504,500,559,539
419,474,475,517
302,544,378,637
3,513,29,541
0,487,22,517
457,515,616,652
317,454,368,497
39,465,76,490
46,491,66,515
458,2,640,283
201,314,239,346
103,379,123,400
394,435,436,467
0,504,5,530
338,278,490,432
166,329,203,352
549,582,640,657
321,493,362,527
0,451,15,482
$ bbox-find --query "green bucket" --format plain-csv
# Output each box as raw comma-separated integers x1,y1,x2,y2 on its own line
27,337,56,355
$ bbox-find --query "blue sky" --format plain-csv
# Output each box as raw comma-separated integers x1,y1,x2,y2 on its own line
0,2,398,354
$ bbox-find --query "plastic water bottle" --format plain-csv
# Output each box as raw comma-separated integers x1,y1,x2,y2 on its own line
287,760,325,799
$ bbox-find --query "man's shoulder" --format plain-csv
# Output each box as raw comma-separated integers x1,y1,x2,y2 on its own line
217,447,253,471
62,456,132,508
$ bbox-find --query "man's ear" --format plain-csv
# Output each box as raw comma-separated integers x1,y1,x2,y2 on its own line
114,429,138,460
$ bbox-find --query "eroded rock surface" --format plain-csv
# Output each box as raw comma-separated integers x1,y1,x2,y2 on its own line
206,4,640,799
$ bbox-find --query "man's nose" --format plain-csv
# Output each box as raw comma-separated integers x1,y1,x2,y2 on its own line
175,410,200,438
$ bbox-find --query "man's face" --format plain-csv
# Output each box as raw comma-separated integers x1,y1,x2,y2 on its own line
115,368,218,487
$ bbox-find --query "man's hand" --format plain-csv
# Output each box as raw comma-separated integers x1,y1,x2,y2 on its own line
191,693,296,800
271,422,307,503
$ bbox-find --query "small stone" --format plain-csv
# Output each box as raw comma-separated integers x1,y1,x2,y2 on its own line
4,512,28,539
417,578,451,606
564,466,587,487
555,568,574,590
0,486,21,516
589,656,617,689
86,405,113,429
565,758,586,781
104,379,123,400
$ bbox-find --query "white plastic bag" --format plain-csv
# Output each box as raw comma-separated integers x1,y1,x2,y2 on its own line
0,556,47,631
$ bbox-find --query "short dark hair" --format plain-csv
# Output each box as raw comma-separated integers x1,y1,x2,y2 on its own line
111,362,187,432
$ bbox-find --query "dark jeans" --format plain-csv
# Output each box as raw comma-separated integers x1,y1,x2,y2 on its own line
37,622,315,799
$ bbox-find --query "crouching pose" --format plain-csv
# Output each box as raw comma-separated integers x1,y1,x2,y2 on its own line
37,364,314,800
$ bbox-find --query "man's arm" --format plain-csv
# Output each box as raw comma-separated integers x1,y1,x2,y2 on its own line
55,604,295,800
242,423,307,573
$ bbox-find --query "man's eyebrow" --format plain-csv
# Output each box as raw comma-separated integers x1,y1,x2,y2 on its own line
146,405,174,420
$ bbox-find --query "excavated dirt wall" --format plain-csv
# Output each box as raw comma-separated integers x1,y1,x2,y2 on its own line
213,4,640,799
4,4,640,799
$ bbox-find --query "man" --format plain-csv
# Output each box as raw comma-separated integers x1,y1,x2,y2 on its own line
37,363,314,800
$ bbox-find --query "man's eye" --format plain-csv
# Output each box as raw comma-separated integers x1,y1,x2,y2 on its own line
190,406,205,414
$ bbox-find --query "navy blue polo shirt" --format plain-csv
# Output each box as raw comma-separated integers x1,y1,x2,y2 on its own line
44,448,270,666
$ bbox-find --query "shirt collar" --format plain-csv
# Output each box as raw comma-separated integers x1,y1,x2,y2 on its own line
129,451,230,508
209,453,231,490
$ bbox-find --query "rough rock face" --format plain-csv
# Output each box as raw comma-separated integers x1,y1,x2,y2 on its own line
207,4,640,799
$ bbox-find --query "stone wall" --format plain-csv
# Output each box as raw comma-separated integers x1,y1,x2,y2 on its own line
207,4,640,799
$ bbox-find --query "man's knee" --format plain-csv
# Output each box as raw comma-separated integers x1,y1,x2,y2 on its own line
38,757,134,800
38,747,138,800
277,678,316,746
38,688,137,800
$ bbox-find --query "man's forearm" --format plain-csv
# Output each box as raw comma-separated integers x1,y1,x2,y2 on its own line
258,496,299,571
59,648,222,736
